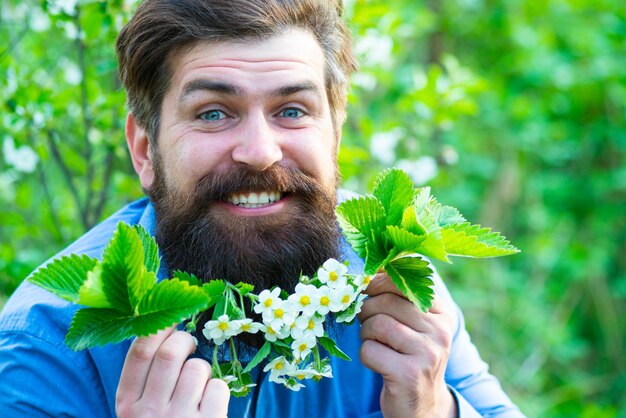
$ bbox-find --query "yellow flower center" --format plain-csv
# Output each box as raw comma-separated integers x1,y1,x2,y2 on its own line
307,320,315,330
320,296,330,306
264,298,273,307
275,361,283,370
341,295,350,304
267,327,276,335
241,323,251,331
218,322,228,331
329,271,339,282
299,295,310,306
299,343,308,351
363,275,371,285
274,308,284,318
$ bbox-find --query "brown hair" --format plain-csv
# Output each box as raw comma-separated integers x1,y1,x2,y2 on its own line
116,0,357,142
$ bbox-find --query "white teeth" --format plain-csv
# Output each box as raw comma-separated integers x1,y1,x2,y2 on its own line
227,191,283,207
248,192,260,204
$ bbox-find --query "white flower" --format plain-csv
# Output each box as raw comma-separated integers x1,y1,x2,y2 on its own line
202,314,242,345
317,259,348,289
336,294,367,323
262,299,297,328
305,362,333,379
263,356,295,383
287,283,318,317
282,378,305,392
290,314,324,340
230,382,257,394
254,287,283,317
291,333,317,361
261,322,290,342
220,375,238,384
236,318,264,334
311,286,333,315
287,367,318,381
353,274,372,292
330,285,358,313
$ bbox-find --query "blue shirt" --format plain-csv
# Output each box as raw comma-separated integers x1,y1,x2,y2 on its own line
0,197,525,417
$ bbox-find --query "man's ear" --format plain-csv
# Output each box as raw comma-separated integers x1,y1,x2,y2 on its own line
125,113,155,190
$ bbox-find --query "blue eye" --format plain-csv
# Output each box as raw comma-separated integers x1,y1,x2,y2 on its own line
199,109,227,121
279,107,304,119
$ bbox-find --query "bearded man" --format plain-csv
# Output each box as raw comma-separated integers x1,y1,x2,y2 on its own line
0,1,525,417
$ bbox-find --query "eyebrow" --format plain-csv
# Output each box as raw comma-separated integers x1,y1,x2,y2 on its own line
179,79,322,102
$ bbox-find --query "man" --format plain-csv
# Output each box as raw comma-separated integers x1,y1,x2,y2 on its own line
0,1,525,417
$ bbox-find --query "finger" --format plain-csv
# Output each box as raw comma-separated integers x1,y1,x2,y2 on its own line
359,313,425,355
200,379,231,417
364,273,406,298
358,292,435,334
141,330,197,404
360,338,407,378
428,295,448,315
117,326,177,403
169,358,212,412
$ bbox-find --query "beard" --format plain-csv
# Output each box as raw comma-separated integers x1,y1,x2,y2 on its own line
146,154,342,349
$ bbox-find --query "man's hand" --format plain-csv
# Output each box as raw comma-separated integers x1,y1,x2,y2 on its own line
116,326,230,418
358,273,457,418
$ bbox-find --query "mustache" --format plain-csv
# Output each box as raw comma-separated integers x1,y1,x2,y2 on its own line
188,164,324,206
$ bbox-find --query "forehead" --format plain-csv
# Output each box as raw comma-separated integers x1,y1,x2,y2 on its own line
167,29,327,99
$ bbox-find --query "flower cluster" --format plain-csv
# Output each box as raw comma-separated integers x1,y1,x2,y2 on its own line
193,259,371,396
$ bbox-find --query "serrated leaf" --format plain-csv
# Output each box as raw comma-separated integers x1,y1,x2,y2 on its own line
401,206,426,236
318,336,351,361
65,308,133,350
372,168,415,226
76,264,112,308
442,223,520,257
413,204,449,263
242,341,271,373
236,282,254,296
172,270,203,287
28,254,98,303
101,223,148,313
386,225,427,253
363,233,393,275
132,278,210,337
133,224,160,274
385,255,434,312
429,202,466,227
336,196,387,259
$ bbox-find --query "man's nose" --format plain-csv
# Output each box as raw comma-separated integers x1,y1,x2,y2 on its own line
232,112,283,171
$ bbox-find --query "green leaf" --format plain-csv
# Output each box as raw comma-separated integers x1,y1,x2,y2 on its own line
172,270,203,287
76,264,112,308
65,308,133,351
336,196,387,259
318,336,351,361
386,225,427,253
133,224,160,274
101,222,148,313
385,255,434,312
428,202,467,227
242,341,271,373
363,233,394,275
236,282,254,296
442,223,520,257
372,168,415,226
413,204,449,263
401,206,426,236
28,254,98,303
132,278,210,337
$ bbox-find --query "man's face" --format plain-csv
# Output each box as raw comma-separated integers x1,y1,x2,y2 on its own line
127,29,341,292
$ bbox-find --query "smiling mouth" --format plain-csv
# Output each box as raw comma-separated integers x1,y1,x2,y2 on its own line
225,191,284,208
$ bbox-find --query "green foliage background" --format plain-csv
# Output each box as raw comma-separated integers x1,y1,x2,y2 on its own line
1,0,624,416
